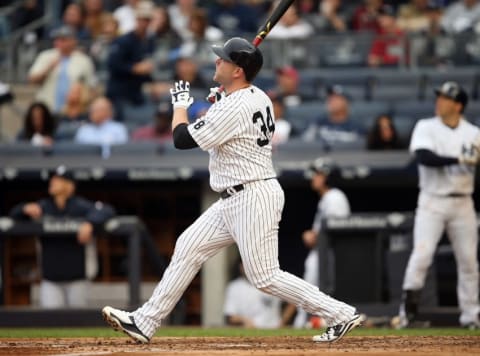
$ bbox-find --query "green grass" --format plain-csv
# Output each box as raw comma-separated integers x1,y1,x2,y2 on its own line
0,327,479,338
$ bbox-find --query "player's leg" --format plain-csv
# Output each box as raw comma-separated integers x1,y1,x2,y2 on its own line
127,200,234,340
400,196,446,326
229,180,358,340
446,199,480,327
39,279,66,308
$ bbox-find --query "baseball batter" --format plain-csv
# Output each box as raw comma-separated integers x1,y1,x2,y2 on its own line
398,81,480,329
102,37,364,343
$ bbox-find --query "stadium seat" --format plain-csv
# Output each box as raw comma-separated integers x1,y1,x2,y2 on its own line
0,142,46,156
284,102,326,135
123,102,156,125
109,142,162,156
391,100,434,120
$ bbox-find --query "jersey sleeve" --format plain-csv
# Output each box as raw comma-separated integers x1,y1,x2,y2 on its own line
187,99,242,151
409,120,435,153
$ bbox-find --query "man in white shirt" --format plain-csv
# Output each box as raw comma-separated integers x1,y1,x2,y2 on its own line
28,25,96,113
75,96,128,146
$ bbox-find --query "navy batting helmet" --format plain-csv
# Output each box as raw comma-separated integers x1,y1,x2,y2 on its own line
307,157,339,186
211,37,263,82
434,81,468,113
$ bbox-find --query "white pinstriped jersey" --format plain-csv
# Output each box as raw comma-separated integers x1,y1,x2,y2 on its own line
187,85,277,192
410,116,480,195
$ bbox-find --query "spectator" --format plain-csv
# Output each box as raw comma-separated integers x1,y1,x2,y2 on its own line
149,5,182,46
178,8,224,67
28,25,96,113
106,0,156,121
11,0,44,39
83,0,112,38
440,0,480,34
366,114,405,150
9,165,115,308
207,0,260,36
151,52,208,101
292,157,350,328
224,259,285,329
17,101,56,147
268,66,313,108
167,0,198,41
270,95,291,145
367,6,406,67
58,2,91,40
113,0,140,34
74,96,128,146
302,85,364,146
267,1,314,39
89,13,120,75
312,0,348,33
131,101,173,143
351,0,385,33
397,0,438,34
55,81,91,141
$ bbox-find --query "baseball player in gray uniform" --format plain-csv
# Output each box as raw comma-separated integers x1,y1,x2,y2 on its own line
102,37,364,343
397,81,480,329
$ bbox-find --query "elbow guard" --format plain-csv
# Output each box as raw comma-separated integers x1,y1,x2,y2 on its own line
173,124,199,149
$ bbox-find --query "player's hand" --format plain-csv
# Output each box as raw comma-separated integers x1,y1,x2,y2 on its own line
206,87,225,103
77,222,93,244
459,147,480,166
170,80,194,109
23,203,42,220
302,230,317,248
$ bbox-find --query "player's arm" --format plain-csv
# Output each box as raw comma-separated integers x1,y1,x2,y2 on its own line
170,81,199,149
415,149,459,167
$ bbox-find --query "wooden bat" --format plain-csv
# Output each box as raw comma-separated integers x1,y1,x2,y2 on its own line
209,0,295,102
252,0,295,47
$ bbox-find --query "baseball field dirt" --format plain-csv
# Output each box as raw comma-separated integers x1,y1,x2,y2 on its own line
1,336,479,356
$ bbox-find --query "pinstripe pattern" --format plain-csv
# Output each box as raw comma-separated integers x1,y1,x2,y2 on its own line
130,86,356,339
188,86,277,192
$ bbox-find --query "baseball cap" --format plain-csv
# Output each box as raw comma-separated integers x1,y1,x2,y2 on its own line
326,84,350,100
135,0,155,19
50,25,77,39
434,81,468,107
51,165,75,182
309,157,334,175
276,66,299,83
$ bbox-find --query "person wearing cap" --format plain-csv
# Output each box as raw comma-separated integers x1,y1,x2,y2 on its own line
287,157,351,329
28,25,96,113
395,81,480,329
106,0,156,121
9,166,115,308
302,85,364,146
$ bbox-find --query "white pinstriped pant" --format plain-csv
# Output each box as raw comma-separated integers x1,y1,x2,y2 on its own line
402,192,480,325
133,179,355,338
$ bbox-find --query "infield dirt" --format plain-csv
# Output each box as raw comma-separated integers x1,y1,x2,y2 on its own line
1,336,479,356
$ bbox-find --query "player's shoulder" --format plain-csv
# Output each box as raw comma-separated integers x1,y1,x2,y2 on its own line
413,117,438,130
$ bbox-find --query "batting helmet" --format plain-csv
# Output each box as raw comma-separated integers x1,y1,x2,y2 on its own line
434,81,468,113
307,157,338,186
211,37,263,82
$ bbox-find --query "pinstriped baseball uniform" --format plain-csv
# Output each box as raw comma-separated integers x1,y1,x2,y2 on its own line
131,85,356,339
402,116,480,325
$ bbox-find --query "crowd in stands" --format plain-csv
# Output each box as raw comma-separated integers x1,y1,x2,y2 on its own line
3,0,480,152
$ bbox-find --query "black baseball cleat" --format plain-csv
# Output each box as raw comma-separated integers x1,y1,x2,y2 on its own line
312,314,365,343
102,306,150,344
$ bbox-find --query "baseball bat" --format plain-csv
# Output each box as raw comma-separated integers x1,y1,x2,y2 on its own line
209,0,295,102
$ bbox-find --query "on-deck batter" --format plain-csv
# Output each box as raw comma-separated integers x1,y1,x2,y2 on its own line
398,81,480,329
102,37,364,343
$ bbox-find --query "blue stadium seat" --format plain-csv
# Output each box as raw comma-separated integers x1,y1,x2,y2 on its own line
0,143,45,156
391,100,434,120
284,102,326,135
